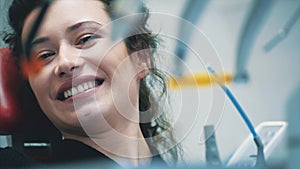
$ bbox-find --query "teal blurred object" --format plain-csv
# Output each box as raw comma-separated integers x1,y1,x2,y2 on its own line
0,0,13,47
234,0,273,83
173,0,209,76
264,5,300,52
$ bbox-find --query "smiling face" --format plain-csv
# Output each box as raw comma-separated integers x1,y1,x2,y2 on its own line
21,0,148,136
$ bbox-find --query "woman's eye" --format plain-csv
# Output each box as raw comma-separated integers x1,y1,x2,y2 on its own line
75,34,99,46
38,52,55,60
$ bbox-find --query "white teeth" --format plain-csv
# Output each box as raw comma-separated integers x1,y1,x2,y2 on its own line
71,88,78,95
64,92,68,99
88,81,94,88
77,85,84,93
83,83,89,90
67,90,72,96
62,80,101,99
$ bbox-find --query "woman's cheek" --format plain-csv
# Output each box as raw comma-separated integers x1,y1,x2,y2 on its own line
28,70,51,98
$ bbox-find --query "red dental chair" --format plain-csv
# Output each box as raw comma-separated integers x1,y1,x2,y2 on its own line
0,48,60,162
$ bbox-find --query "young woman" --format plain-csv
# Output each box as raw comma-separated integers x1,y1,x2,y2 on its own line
4,0,181,167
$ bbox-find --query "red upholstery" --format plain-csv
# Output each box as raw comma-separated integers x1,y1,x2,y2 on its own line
0,48,22,133
0,48,58,136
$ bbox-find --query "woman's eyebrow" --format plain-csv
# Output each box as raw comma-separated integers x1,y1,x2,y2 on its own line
30,21,103,48
66,21,103,33
31,37,50,48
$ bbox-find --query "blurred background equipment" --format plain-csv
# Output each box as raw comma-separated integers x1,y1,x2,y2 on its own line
264,5,300,53
0,0,12,47
204,125,222,166
167,72,233,90
234,0,273,83
173,0,209,77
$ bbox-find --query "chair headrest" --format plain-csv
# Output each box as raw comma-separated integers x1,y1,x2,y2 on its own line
0,48,58,137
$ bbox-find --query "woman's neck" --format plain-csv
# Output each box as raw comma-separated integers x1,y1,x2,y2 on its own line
62,123,153,167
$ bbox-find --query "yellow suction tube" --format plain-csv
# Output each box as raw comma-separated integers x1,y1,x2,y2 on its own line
167,72,233,90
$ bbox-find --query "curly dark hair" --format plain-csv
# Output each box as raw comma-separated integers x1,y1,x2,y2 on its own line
4,0,181,163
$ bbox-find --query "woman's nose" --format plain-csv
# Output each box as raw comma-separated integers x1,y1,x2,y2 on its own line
54,44,83,78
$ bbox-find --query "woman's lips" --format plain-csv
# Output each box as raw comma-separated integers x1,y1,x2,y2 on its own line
56,76,104,101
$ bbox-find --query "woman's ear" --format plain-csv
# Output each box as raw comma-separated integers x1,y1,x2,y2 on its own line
130,37,152,80
134,49,151,80
137,52,151,80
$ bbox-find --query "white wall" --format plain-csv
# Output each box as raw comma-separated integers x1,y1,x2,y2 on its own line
146,0,300,165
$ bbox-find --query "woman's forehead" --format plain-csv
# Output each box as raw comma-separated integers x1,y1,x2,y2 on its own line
21,0,110,44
